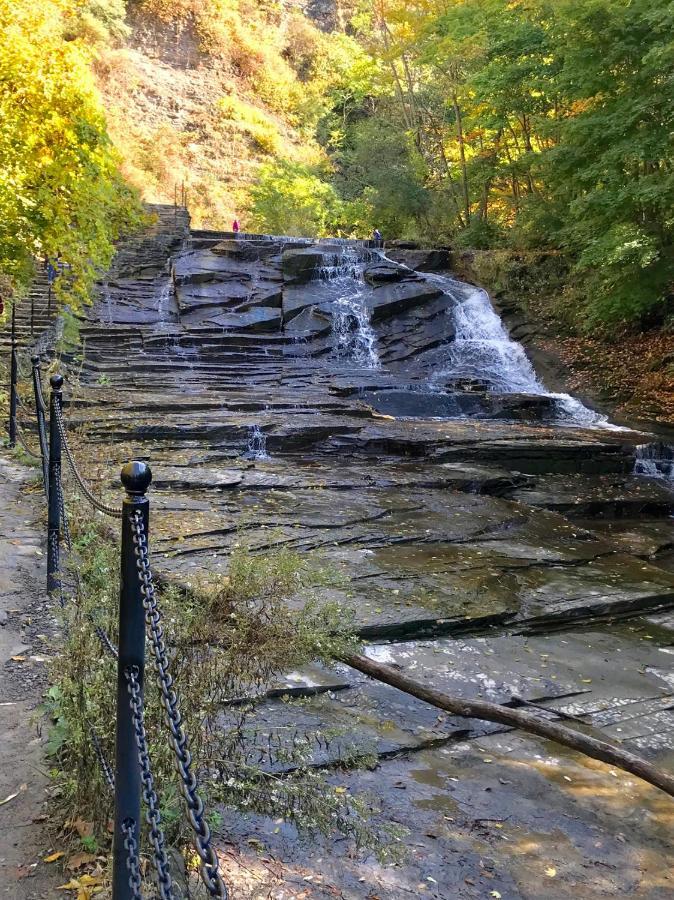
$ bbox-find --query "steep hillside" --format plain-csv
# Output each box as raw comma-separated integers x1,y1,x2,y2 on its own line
94,0,341,228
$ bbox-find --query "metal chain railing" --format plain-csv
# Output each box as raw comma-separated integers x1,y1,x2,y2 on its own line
33,367,47,415
126,666,175,900
14,423,43,459
130,511,227,899
54,400,122,519
55,465,72,552
13,366,229,900
93,620,119,659
90,724,116,794
121,819,144,900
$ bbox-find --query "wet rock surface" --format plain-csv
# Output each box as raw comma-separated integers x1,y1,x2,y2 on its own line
71,208,674,896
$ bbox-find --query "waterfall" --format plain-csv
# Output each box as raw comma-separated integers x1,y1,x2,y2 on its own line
102,282,113,325
244,424,269,460
635,443,674,483
430,279,542,394
420,272,612,428
155,278,172,320
319,249,380,369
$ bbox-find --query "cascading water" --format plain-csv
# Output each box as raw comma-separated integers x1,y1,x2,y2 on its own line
320,249,380,369
244,424,269,460
102,282,113,325
154,278,172,321
634,443,674,484
417,271,612,428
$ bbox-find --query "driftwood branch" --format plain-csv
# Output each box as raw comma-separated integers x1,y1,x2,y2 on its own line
343,653,674,799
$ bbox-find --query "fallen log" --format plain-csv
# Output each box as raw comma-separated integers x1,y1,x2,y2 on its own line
343,653,674,799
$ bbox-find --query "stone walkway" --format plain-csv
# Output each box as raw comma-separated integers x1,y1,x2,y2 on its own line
0,455,61,898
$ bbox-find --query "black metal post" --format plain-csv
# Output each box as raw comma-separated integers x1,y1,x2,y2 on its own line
112,461,152,900
47,374,63,593
31,356,49,496
8,302,17,448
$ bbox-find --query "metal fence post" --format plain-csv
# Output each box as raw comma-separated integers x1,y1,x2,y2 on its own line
112,461,152,900
8,302,17,448
32,356,49,496
47,374,63,593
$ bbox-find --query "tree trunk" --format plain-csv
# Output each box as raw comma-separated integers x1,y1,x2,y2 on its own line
343,653,674,799
452,92,470,224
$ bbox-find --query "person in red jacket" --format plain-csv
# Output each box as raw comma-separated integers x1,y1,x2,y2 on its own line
232,219,240,234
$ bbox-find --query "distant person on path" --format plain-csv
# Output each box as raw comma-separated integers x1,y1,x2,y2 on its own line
232,219,240,235
373,228,383,248
46,258,58,285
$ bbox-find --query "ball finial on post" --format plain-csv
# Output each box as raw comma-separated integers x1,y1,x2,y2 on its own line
50,373,64,391
120,461,152,496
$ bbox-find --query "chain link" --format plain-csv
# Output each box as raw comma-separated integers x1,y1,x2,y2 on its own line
55,465,72,552
14,423,42,459
126,666,175,900
34,367,47,415
89,725,115,793
54,401,122,519
93,621,119,659
121,818,144,900
130,512,228,899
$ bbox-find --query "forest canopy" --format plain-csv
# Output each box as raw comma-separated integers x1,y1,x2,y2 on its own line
0,0,142,308
252,0,674,330
0,0,672,330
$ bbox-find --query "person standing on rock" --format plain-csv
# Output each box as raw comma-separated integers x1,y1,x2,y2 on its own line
232,218,240,235
373,228,382,248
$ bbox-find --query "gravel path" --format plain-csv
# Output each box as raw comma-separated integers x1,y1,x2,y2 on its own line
0,455,62,898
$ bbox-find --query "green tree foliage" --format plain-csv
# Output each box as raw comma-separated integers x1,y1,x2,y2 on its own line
318,0,674,328
249,160,358,237
0,0,142,312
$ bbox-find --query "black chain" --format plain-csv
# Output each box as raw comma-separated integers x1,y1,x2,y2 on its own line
54,401,122,519
14,423,42,460
55,465,72,552
34,369,47,415
121,818,144,900
93,621,119,659
89,725,115,793
47,530,64,608
130,511,227,899
125,666,175,900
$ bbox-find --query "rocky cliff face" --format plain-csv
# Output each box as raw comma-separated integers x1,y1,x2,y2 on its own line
93,3,328,228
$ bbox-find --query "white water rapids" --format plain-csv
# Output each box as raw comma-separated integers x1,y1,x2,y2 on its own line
424,273,612,428
313,246,612,427
320,249,380,369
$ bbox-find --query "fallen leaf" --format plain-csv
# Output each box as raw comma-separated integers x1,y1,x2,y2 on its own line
72,818,94,839
66,852,96,871
44,851,65,863
490,892,502,899
0,791,19,807
545,867,557,877
10,656,26,662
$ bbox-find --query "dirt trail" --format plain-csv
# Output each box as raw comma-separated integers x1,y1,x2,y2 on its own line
0,455,62,898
